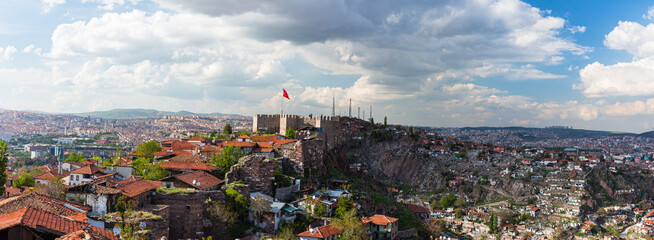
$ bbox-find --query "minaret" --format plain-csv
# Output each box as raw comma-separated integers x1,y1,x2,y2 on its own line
332,97,335,117
349,99,352,117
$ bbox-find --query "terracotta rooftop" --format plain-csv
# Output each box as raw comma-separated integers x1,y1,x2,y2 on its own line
116,179,161,198
407,204,431,214
159,159,219,172
362,214,399,225
221,141,256,148
170,171,224,190
70,165,104,175
56,224,118,240
0,192,90,216
0,207,118,240
297,224,343,238
236,135,250,139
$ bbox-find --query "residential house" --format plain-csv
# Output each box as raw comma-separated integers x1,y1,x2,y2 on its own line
0,192,119,240
115,178,162,207
362,214,399,240
249,192,301,232
161,170,224,191
407,204,430,220
158,155,220,175
297,224,343,240
69,165,105,186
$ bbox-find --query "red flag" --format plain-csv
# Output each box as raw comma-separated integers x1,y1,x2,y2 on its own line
283,89,290,99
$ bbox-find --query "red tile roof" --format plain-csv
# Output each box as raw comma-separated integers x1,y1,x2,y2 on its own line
221,141,256,148
0,193,90,216
236,135,250,139
273,139,297,147
362,214,399,225
407,204,430,214
70,165,104,175
297,224,343,238
253,148,274,153
116,179,161,198
0,207,118,240
172,171,224,190
159,159,219,172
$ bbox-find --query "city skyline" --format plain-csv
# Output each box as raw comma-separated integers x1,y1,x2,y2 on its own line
2,0,654,132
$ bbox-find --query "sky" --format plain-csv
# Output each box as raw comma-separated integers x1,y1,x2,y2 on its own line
2,0,654,133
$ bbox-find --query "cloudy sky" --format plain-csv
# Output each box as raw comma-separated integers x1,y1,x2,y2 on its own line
2,0,654,132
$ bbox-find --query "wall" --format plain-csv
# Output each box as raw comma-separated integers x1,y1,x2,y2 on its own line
151,191,227,240
253,114,280,134
281,139,326,175
225,155,280,196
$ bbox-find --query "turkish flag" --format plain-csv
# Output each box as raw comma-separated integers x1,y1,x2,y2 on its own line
283,89,290,99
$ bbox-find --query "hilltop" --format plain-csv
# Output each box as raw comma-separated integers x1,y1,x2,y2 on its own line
73,108,243,119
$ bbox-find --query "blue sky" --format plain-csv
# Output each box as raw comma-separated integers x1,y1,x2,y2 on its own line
2,0,654,133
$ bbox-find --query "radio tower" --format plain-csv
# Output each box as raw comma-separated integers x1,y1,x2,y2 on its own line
332,97,335,117
349,99,352,117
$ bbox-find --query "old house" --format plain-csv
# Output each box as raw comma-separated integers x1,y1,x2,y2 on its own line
69,165,105,186
161,170,224,191
297,224,343,240
362,215,399,240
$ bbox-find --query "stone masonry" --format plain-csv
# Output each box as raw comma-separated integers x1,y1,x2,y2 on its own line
224,155,280,196
151,191,227,240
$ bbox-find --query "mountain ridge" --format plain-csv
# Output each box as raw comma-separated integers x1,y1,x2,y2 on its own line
72,108,245,119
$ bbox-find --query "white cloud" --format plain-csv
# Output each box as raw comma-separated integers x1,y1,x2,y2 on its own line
602,99,654,116
644,6,654,20
568,25,586,34
42,0,65,13
23,45,43,56
579,57,654,97
0,46,17,61
604,21,654,58
81,0,142,10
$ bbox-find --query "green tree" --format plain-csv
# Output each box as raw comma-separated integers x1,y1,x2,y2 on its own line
131,157,150,176
142,164,168,180
439,193,457,209
383,116,388,127
65,152,85,162
34,177,66,199
304,198,325,219
454,196,467,208
285,127,296,139
455,208,463,219
335,197,354,219
250,194,272,221
13,173,34,188
225,187,249,214
370,117,375,128
135,141,161,159
209,131,218,140
211,146,245,177
333,209,367,239
0,141,7,196
91,156,102,162
236,130,249,136
115,196,146,240
223,124,233,134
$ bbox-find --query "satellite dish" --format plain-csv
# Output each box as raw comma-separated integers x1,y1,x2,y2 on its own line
192,180,196,185
113,227,121,235
196,181,201,187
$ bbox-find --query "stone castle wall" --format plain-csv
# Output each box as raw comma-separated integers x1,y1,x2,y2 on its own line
252,114,280,133
225,155,280,196
151,191,227,240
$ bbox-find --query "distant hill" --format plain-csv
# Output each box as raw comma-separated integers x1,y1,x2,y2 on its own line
457,126,636,139
73,108,241,119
